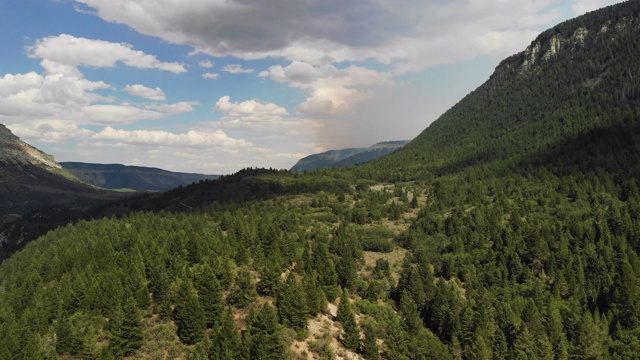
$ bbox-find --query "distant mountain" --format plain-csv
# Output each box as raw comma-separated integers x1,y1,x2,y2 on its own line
0,124,124,260
61,162,220,191
291,141,407,172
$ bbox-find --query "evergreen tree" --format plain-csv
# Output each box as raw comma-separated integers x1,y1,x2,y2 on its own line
336,256,358,289
228,268,258,309
109,298,143,357
313,242,339,301
174,280,206,345
55,315,82,356
302,273,326,316
337,289,360,351
399,290,422,335
361,321,380,360
257,261,281,296
245,303,289,360
209,307,242,360
193,264,224,328
148,263,170,304
276,274,308,332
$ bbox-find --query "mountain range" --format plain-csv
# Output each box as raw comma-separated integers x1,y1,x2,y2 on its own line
2,2,640,358
61,162,219,192
290,140,408,172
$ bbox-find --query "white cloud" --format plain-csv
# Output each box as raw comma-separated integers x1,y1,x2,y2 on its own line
28,34,186,76
0,70,197,127
92,126,253,149
202,72,219,80
0,71,112,118
214,96,288,123
8,120,94,143
73,0,573,72
124,84,166,100
223,64,254,74
199,60,214,68
260,61,392,117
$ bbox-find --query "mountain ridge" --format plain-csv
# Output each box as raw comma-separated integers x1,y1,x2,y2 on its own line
61,162,220,191
0,125,126,260
291,140,407,172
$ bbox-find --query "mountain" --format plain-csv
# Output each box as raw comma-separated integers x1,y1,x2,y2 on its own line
290,147,366,172
61,162,220,191
365,1,640,180
290,140,407,172
333,140,408,167
0,124,124,260
4,2,640,359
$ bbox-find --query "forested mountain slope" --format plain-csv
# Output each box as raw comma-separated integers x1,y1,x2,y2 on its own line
290,147,367,172
291,141,407,172
61,162,219,192
358,0,640,181
0,125,124,261
3,2,640,359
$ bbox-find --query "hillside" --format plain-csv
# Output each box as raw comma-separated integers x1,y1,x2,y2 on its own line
0,125,125,260
61,162,219,191
290,147,367,172
291,141,407,172
3,2,640,359
362,1,640,181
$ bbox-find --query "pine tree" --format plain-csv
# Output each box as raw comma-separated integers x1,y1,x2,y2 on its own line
228,268,257,309
55,315,82,356
257,261,281,296
193,264,224,328
174,280,206,345
399,290,422,335
109,298,143,357
276,274,308,332
148,263,170,304
302,273,326,316
337,289,360,351
336,256,358,289
361,321,380,360
313,242,339,301
209,307,242,360
245,303,289,360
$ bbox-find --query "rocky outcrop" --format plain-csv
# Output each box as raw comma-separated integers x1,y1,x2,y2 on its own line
0,124,63,171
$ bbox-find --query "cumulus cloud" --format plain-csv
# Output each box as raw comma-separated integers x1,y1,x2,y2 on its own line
73,0,572,71
0,70,197,127
92,126,253,149
199,60,214,68
28,34,186,76
8,120,94,143
0,71,112,118
223,64,255,74
124,84,166,100
214,96,288,123
202,72,219,80
260,61,392,117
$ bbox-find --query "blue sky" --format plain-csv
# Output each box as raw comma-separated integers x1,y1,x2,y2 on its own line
0,0,622,174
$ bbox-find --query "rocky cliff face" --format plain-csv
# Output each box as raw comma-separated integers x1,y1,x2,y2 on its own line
0,124,62,170
493,4,640,79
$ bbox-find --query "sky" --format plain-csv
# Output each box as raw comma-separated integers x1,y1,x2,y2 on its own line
0,0,623,174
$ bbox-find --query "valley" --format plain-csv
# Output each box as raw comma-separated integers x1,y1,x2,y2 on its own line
2,1,640,359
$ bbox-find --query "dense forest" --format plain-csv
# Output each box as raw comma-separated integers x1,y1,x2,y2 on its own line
3,1,640,359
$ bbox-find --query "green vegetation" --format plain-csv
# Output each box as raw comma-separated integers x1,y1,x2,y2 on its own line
3,1,640,359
